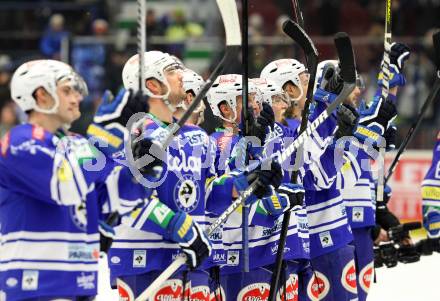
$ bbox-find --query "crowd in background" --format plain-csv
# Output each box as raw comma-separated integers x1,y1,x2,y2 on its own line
0,0,439,147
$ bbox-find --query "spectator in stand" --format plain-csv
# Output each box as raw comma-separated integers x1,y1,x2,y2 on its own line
165,9,204,57
0,55,13,110
0,101,19,138
39,14,69,59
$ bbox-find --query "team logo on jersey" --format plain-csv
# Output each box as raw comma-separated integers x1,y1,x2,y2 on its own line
133,250,146,268
227,250,240,266
210,286,226,301
352,207,364,222
341,259,357,294
117,279,135,301
70,201,87,231
277,274,298,301
359,261,374,293
237,283,270,301
152,279,183,301
307,271,329,300
319,231,334,248
22,270,39,291
174,175,200,212
6,277,17,288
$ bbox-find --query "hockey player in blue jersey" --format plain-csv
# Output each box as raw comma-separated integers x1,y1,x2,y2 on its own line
207,74,304,301
87,52,283,300
0,59,110,301
260,59,309,132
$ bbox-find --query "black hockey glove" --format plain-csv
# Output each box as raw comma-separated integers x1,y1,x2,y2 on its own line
98,216,118,253
246,160,283,199
248,103,275,144
389,42,411,73
322,64,344,95
358,96,397,136
276,183,305,211
132,135,165,178
384,124,397,150
335,103,359,139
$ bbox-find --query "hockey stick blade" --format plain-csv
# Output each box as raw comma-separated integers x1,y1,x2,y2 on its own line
134,1,241,299
282,20,318,58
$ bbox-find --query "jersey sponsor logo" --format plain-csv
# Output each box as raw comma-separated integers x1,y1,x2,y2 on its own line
341,259,357,294
174,175,200,212
270,243,291,256
110,256,121,264
68,243,96,261
1,132,9,156
307,271,329,300
117,279,135,301
22,270,38,291
277,273,298,301
208,227,223,241
210,286,226,301
70,202,87,231
182,131,207,147
32,125,45,140
212,251,226,264
6,277,17,288
359,262,374,293
319,231,334,248
352,207,364,222
227,250,239,266
237,282,270,301
76,272,96,290
167,147,202,175
152,279,183,301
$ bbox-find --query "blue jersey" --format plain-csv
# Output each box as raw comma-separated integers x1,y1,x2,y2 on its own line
0,124,115,300
341,149,375,229
106,116,234,279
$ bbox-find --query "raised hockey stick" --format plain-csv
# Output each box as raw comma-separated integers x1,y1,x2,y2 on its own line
385,30,440,184
137,0,146,95
136,30,355,301
376,0,392,204
133,0,241,299
241,0,250,273
269,19,319,301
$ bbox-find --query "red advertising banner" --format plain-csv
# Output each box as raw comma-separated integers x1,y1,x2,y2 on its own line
383,150,433,221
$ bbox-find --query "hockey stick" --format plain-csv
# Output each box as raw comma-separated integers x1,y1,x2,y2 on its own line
385,30,440,184
269,18,319,301
376,0,392,204
137,30,355,301
241,0,250,273
133,0,241,299
137,0,146,95
292,0,304,28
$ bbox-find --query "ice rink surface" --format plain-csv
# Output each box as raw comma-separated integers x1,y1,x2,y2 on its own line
97,252,440,300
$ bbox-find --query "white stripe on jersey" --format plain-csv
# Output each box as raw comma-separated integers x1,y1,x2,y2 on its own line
344,200,375,208
342,185,373,200
0,240,99,262
307,201,345,228
224,228,299,249
422,179,440,186
0,231,99,242
0,261,98,272
308,218,349,234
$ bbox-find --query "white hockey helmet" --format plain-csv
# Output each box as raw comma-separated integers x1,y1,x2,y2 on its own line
182,69,204,96
179,69,206,122
207,74,242,123
10,59,88,114
122,50,183,99
260,58,307,102
251,78,288,106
